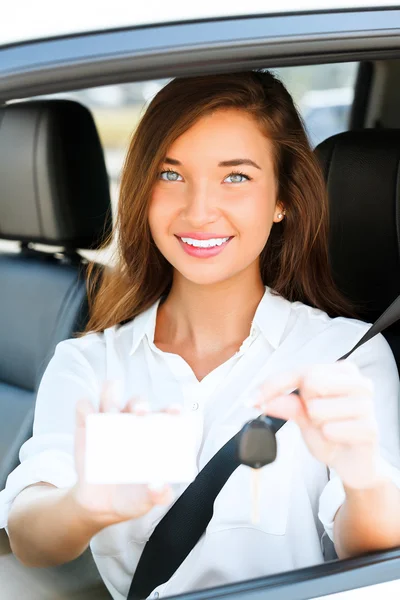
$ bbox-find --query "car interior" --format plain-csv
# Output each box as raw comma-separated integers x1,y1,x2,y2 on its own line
1,57,400,598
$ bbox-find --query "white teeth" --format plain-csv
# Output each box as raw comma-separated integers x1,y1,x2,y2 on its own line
180,237,230,248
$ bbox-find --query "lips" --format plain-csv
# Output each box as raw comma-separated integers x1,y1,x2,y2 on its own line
175,232,233,240
176,234,233,258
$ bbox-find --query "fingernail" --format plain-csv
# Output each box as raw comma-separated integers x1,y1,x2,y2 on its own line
243,397,255,408
255,390,267,407
135,401,150,414
105,380,123,406
166,403,182,414
148,482,166,492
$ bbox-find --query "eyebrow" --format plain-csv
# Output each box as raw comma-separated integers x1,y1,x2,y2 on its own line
164,157,182,166
218,159,261,170
164,157,262,170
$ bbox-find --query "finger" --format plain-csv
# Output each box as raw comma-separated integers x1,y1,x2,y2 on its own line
301,364,374,399
260,393,307,422
161,404,182,415
322,419,378,443
133,401,151,416
76,397,96,428
100,381,121,413
75,398,96,479
148,484,173,506
306,396,374,425
255,369,304,407
120,396,150,415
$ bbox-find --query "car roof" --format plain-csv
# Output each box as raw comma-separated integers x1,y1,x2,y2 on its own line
1,0,400,47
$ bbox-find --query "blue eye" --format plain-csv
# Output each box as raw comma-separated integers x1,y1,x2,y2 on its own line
160,170,183,182
224,172,251,184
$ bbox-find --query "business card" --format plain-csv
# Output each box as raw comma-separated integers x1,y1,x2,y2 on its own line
85,413,198,485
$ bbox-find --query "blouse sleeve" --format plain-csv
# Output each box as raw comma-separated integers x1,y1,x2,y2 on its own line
318,330,400,542
0,337,102,530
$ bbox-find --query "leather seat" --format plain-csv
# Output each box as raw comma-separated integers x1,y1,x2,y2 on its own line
0,99,112,491
316,129,400,371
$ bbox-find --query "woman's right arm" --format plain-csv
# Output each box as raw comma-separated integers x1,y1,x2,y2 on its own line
4,341,173,568
8,482,118,567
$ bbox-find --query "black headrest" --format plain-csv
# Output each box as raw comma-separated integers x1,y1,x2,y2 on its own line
0,99,112,249
316,129,400,323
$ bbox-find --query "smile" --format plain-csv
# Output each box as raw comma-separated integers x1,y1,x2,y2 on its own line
175,235,233,258
180,237,230,248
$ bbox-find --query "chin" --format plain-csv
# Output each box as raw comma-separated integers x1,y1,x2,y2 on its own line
172,262,247,287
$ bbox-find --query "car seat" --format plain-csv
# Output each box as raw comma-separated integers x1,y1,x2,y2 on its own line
0,99,112,489
0,99,112,597
316,129,400,372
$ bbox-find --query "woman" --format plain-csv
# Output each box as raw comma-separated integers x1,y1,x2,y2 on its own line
1,71,400,600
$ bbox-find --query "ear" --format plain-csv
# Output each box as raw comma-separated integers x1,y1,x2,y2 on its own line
273,204,286,223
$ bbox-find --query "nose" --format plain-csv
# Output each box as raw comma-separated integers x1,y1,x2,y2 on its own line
182,182,219,227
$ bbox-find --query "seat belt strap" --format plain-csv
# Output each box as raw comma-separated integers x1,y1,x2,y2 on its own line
128,293,400,600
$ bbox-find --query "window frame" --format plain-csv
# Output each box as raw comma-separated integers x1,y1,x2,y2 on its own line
165,549,400,600
1,7,400,101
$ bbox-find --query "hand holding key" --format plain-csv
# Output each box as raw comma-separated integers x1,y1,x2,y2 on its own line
253,362,386,491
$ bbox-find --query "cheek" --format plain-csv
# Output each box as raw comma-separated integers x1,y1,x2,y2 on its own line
234,190,275,242
148,189,176,241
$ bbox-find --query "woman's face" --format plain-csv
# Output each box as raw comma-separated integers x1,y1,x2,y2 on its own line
148,108,284,286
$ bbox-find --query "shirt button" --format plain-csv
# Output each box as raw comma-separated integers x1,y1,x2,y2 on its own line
191,402,199,411
153,593,159,599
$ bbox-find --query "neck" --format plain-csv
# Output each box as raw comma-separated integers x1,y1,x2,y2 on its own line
155,267,265,357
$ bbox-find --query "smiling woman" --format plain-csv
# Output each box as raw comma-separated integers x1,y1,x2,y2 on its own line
85,71,356,333
2,70,400,600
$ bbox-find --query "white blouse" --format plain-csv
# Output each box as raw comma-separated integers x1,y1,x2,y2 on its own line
1,287,400,600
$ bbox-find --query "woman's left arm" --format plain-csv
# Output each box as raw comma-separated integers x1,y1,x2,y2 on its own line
254,333,400,558
333,473,400,558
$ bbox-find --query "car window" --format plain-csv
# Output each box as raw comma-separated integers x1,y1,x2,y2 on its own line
275,63,358,146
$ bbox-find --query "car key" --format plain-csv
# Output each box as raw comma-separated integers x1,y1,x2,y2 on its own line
236,416,278,524
237,415,278,468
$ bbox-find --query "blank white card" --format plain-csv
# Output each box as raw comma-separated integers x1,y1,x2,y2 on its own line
85,413,198,485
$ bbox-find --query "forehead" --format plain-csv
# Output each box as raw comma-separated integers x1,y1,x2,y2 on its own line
167,108,274,163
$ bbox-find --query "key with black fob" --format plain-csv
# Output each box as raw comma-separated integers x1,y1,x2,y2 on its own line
236,415,277,524
236,389,300,523
237,415,278,468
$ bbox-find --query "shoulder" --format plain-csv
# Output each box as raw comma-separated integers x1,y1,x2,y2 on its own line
288,297,395,372
51,317,138,367
289,296,370,339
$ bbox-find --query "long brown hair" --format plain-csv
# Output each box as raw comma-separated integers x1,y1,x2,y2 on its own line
83,70,356,335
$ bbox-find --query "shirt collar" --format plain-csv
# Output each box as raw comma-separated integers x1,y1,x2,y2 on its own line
252,287,291,349
129,298,162,356
129,286,291,355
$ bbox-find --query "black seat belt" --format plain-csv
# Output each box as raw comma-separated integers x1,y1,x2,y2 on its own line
128,294,400,600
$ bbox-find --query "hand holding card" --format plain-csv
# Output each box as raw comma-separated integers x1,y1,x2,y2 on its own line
71,382,196,526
